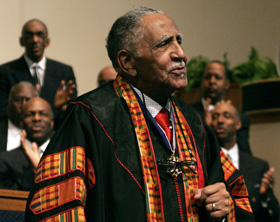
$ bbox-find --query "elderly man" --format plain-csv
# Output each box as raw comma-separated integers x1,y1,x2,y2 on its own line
25,7,254,221
0,97,54,191
0,19,77,121
210,101,279,222
192,61,252,155
0,81,38,153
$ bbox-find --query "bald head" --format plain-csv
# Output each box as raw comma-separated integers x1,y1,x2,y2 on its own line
97,66,118,87
210,101,241,149
21,97,53,146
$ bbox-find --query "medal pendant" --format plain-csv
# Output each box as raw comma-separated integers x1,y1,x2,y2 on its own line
167,151,182,177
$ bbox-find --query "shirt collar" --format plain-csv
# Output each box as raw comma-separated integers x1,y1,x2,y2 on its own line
39,139,50,154
201,98,215,112
221,143,238,156
24,138,50,157
8,119,21,136
131,85,171,118
24,54,46,70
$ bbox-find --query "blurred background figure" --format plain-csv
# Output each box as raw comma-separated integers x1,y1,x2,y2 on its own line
191,60,252,155
97,65,117,87
0,97,53,191
0,19,77,122
0,81,38,153
210,101,279,222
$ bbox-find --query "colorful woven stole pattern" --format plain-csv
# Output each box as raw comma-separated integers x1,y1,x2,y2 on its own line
172,103,199,221
40,207,86,222
220,150,252,221
113,75,199,222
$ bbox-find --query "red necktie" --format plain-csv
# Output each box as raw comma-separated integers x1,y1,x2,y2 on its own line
155,109,172,142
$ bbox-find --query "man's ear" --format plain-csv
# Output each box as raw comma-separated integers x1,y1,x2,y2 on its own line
45,38,50,48
51,120,54,130
117,49,137,77
235,120,242,131
225,80,230,90
19,37,24,47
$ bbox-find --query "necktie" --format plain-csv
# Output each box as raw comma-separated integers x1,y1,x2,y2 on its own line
33,66,40,86
155,109,172,142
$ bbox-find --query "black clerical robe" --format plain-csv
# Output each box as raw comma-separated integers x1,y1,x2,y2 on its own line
25,81,254,221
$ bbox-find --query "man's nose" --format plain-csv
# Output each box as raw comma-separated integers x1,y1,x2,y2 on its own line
218,116,224,123
33,113,42,121
22,98,29,105
31,34,39,42
171,42,187,63
210,76,216,83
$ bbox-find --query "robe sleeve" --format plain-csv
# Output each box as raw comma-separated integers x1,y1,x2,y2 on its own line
25,102,96,222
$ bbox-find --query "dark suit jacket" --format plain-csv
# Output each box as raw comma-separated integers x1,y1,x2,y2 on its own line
192,100,252,155
0,117,8,153
0,56,77,120
0,147,35,191
239,151,279,222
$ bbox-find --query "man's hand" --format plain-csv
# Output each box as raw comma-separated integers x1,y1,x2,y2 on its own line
194,182,230,221
54,80,76,113
20,130,41,172
260,167,275,198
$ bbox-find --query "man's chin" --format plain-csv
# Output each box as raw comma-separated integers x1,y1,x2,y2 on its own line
27,53,42,62
217,136,227,144
171,79,188,90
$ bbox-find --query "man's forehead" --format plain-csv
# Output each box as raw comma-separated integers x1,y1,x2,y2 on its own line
14,86,34,96
214,104,235,114
24,21,46,33
205,63,226,74
25,99,49,111
141,13,178,33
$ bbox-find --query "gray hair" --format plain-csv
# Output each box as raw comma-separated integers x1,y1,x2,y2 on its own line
9,81,38,101
106,6,162,71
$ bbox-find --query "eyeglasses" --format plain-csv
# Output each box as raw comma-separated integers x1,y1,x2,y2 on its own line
12,96,31,104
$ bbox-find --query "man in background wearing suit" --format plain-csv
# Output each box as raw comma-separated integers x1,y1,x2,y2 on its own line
210,101,279,222
191,61,252,155
0,97,53,191
0,19,77,122
0,81,38,153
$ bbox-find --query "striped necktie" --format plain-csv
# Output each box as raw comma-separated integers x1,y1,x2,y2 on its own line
33,65,40,86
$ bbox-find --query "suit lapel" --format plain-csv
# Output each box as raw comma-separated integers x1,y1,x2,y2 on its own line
40,59,54,94
239,150,252,172
13,56,33,83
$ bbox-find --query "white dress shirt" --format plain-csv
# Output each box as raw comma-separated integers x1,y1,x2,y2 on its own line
201,98,215,112
6,120,21,151
23,139,50,157
24,54,47,87
132,85,176,149
132,86,171,117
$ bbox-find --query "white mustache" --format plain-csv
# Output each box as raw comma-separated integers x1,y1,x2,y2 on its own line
168,62,186,72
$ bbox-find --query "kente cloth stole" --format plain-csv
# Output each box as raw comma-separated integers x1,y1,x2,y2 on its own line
113,75,199,222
